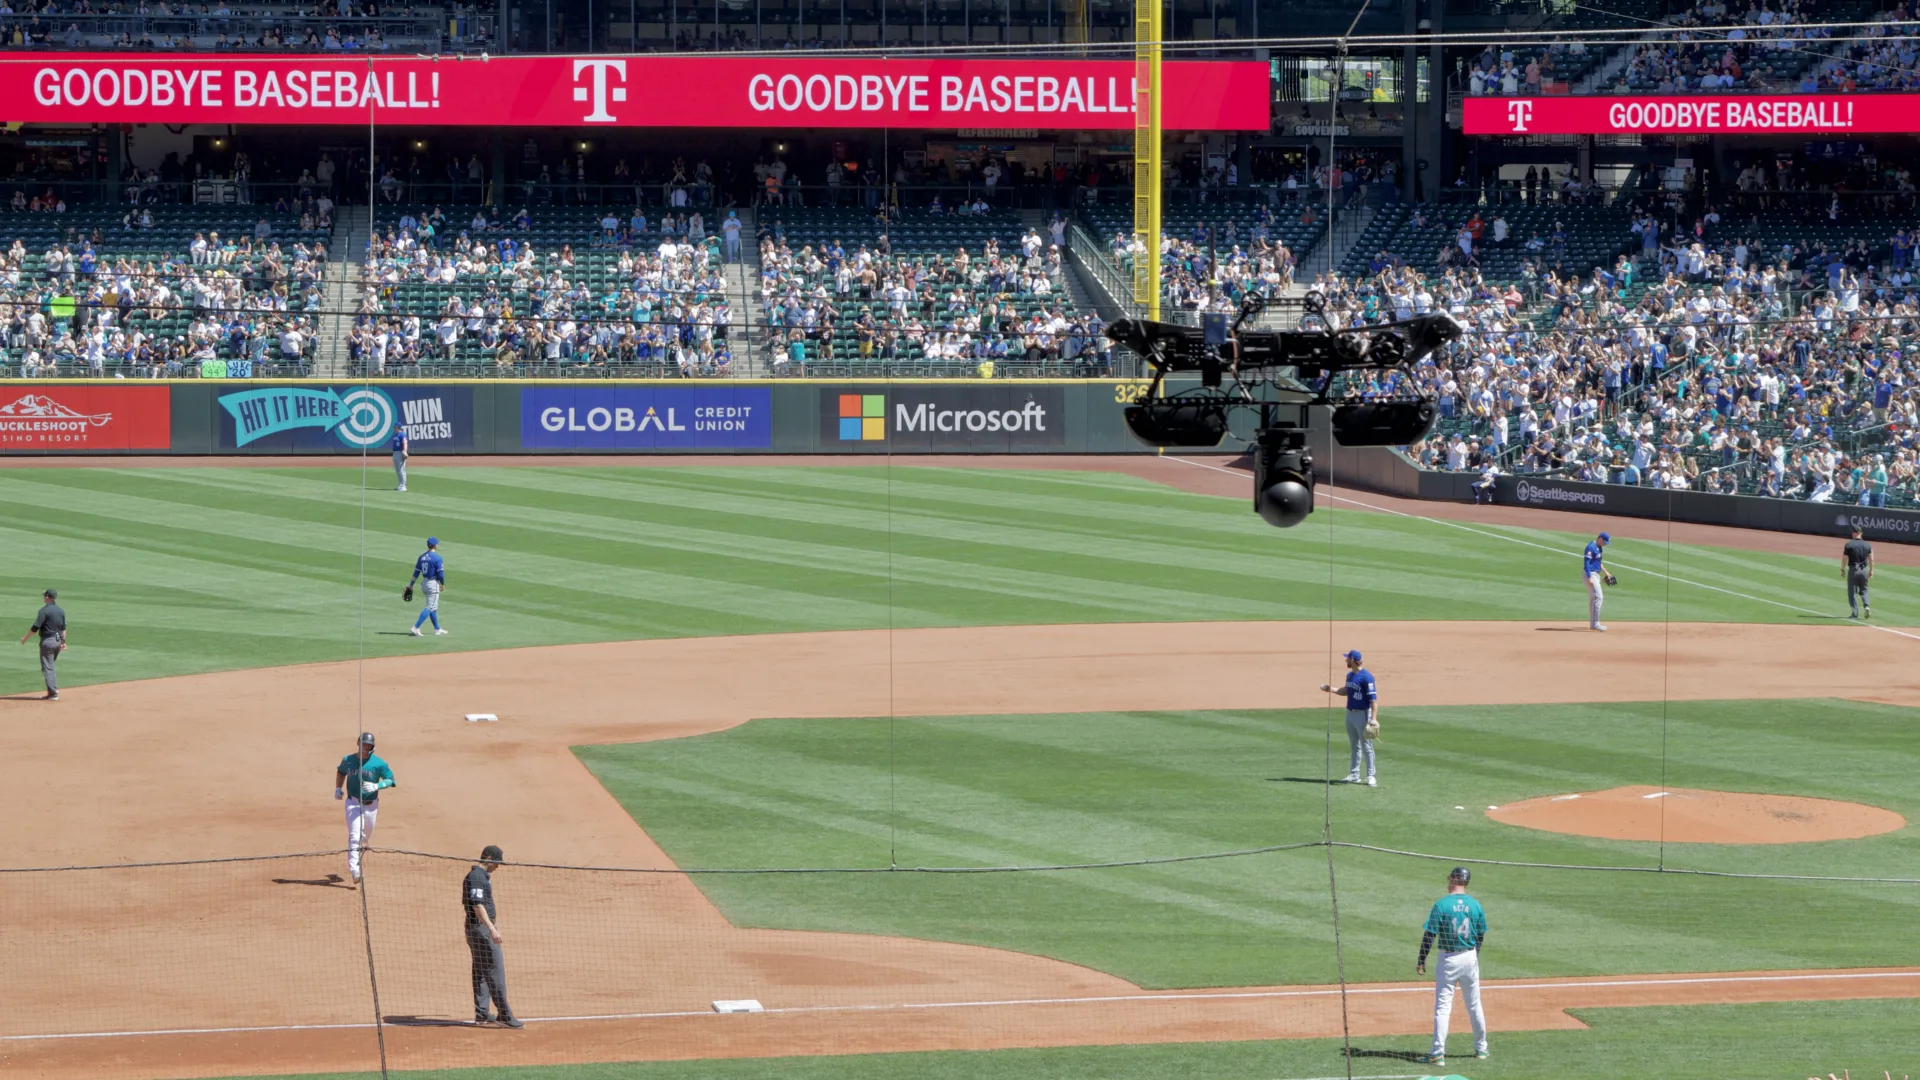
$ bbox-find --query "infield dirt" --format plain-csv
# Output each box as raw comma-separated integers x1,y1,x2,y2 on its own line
2,619,1916,1079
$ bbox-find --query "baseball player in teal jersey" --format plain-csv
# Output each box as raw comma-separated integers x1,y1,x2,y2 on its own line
408,537,447,636
1417,866,1489,1066
334,732,396,887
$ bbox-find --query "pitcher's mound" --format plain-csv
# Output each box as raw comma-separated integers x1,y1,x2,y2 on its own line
1488,786,1906,844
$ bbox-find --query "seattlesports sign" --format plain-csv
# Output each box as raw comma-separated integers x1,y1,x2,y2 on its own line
2,53,1267,130
1463,94,1910,136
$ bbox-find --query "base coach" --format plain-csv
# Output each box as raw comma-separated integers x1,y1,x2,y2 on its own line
466,845,524,1028
19,589,66,701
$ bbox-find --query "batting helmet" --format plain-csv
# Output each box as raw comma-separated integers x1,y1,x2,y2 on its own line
358,731,376,747
1449,866,1471,885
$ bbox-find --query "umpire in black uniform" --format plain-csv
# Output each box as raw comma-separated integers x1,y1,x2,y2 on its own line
465,845,524,1028
1844,524,1875,619
18,589,66,701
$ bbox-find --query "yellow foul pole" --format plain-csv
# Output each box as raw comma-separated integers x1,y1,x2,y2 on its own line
1132,0,1162,321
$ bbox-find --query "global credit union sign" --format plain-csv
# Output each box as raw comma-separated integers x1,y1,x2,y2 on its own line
521,386,772,449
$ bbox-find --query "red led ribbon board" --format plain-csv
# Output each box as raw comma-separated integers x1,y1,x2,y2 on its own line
1463,94,1915,136
0,54,1269,130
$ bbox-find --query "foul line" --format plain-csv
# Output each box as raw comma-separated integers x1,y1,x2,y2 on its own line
1164,456,1920,644
10,969,1920,1043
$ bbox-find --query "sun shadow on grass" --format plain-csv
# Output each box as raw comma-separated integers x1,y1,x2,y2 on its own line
1345,1046,1432,1062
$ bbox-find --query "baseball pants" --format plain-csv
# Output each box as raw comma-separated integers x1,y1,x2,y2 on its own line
1849,571,1871,617
1431,947,1488,1059
467,927,515,1020
393,452,407,490
345,798,378,880
425,579,441,613
39,642,59,692
1345,708,1374,780
1586,571,1605,627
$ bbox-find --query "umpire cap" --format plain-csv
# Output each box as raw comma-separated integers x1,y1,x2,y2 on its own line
1449,866,1471,885
480,844,504,863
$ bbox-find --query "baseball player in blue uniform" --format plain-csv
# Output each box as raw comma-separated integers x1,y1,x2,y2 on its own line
1417,866,1490,1066
1583,532,1615,631
391,427,409,492
334,731,396,887
1319,649,1378,786
408,537,447,636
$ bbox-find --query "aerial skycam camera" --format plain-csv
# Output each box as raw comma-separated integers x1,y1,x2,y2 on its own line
1105,295,1459,527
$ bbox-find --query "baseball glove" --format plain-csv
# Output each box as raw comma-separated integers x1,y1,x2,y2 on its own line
1363,717,1380,741
402,585,414,602
1603,573,1618,587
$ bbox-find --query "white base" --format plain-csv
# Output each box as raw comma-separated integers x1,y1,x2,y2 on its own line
465,713,499,723
712,999,764,1013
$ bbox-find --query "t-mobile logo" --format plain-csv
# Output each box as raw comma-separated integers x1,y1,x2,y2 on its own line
1507,99,1534,132
572,59,629,122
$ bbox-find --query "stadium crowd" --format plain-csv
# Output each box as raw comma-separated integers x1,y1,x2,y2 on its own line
353,206,734,373
1109,216,1302,313
0,232,328,375
756,219,1110,373
1311,228,1920,506
1617,0,1917,94
0,0,460,52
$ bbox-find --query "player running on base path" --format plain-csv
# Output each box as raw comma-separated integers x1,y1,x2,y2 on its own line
408,537,447,636
335,732,395,887
1417,865,1489,1067
1319,649,1378,786
1583,531,1616,631
1844,524,1875,619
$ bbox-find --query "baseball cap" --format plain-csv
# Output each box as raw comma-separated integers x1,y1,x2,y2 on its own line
1343,649,1362,663
42,587,55,599
426,536,439,547
1597,532,1611,542
358,731,376,747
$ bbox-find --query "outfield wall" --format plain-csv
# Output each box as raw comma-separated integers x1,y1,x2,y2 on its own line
1487,473,1920,544
10,380,1910,543
1309,440,1920,544
0,380,1158,456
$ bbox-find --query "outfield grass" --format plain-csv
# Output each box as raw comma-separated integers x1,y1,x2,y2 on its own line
576,699,1920,990
0,464,1900,695
224,998,1920,1079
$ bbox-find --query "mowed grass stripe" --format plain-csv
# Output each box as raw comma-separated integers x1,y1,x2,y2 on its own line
578,699,1920,988
0,463,1879,693
14,471,920,630
132,466,1291,624
206,997,1920,1080
405,473,1279,624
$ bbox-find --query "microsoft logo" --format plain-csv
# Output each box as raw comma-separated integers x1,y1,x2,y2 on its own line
837,394,886,441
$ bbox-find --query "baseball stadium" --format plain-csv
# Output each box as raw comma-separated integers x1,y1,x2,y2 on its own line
4,3,1920,1079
